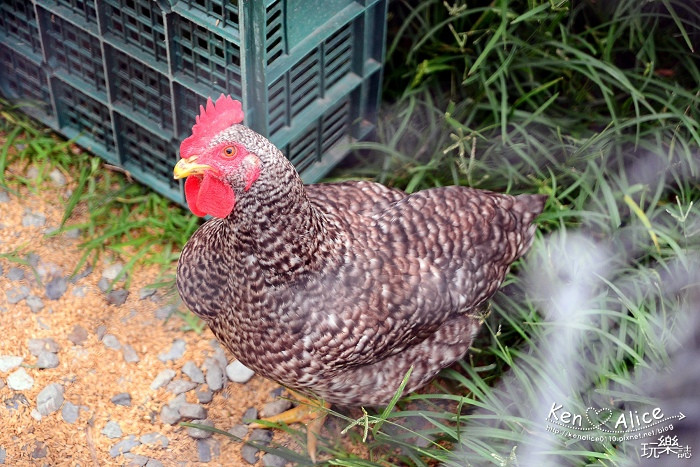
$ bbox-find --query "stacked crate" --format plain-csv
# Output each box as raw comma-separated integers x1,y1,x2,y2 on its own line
0,0,386,204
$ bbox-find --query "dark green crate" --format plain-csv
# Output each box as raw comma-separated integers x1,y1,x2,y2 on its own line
0,0,387,205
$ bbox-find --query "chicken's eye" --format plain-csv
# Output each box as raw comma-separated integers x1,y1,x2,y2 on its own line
223,146,236,157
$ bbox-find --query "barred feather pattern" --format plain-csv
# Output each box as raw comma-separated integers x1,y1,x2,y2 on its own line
176,124,546,406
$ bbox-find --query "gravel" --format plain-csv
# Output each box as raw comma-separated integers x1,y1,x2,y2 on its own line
159,404,181,425
203,357,226,391
37,383,64,416
110,392,132,407
145,459,164,467
150,369,176,390
61,401,80,423
7,267,24,281
7,368,34,390
6,286,30,304
45,277,68,300
154,304,176,320
262,453,288,467
242,407,259,423
0,355,23,373
250,429,274,445
121,344,140,363
260,399,292,418
109,435,141,458
30,441,47,459
101,421,123,439
228,424,248,440
67,325,88,345
102,334,121,350
26,295,45,313
241,444,260,465
182,361,205,384
178,402,207,420
226,360,255,383
123,453,149,466
36,351,60,369
166,379,198,395
186,419,214,439
97,278,110,293
22,210,46,227
28,338,60,355
0,446,6,464
49,168,66,186
139,287,157,300
106,289,129,306
195,387,213,404
197,438,213,462
0,190,9,203
139,432,169,448
102,263,124,281
158,339,186,362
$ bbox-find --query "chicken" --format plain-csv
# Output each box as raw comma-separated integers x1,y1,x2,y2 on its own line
174,94,546,456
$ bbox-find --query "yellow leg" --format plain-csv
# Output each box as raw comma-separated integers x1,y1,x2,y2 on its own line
250,391,330,463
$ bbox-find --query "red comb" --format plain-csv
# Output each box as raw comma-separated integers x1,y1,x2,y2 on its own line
180,94,244,156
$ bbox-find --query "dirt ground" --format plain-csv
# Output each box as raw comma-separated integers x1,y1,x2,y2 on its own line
0,164,299,466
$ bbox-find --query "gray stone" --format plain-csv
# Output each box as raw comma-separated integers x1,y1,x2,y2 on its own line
122,344,140,363
67,325,88,345
102,263,124,281
178,403,207,419
61,401,80,423
36,351,59,369
186,419,214,439
226,360,255,383
37,262,62,281
101,420,123,439
123,453,149,466
25,253,40,268
102,334,121,350
22,211,46,227
262,453,287,467
37,383,64,416
7,267,24,281
97,277,110,292
64,228,82,239
139,287,157,300
0,446,5,464
145,460,164,467
139,432,169,448
28,338,59,355
71,286,87,298
110,392,132,407
4,393,29,411
242,407,258,423
45,277,68,300
7,368,33,390
167,393,187,411
228,424,248,440
109,435,140,458
49,168,66,186
0,355,23,373
150,369,176,390
154,304,176,320
260,399,292,418
96,324,107,341
250,429,273,445
182,361,205,384
195,387,213,404
0,190,9,203
106,289,129,306
26,295,45,313
6,286,30,304
30,408,42,421
30,441,47,459
159,405,181,425
158,339,186,362
197,439,212,462
166,379,198,395
241,444,259,464
203,357,225,391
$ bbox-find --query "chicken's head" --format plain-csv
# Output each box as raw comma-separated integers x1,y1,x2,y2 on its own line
173,94,262,218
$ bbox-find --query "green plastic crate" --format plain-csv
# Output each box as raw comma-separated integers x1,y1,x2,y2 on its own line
0,0,386,204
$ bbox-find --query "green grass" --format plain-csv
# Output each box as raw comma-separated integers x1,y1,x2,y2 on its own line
2,0,699,465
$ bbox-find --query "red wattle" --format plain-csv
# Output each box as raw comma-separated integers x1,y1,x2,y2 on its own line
184,176,206,217
197,173,236,218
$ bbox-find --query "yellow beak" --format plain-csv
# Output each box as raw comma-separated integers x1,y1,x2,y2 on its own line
173,156,211,179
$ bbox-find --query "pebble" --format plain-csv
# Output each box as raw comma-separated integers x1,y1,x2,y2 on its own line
158,339,186,362
203,357,225,391
139,287,157,300
45,276,68,300
123,453,149,466
49,168,66,186
96,324,107,341
228,424,248,440
4,393,29,410
31,408,43,421
28,338,60,355
250,429,274,445
61,401,80,423
67,325,88,345
159,404,181,425
242,407,258,423
102,334,121,350
139,432,169,448
167,393,187,411
7,267,24,281
30,441,47,459
166,379,198,395
145,459,164,467
106,289,129,306
102,263,124,281
6,285,30,304
22,210,46,227
195,387,213,404
182,361,205,384
179,403,207,419
0,446,5,464
121,344,140,363
64,227,82,239
97,277,110,292
226,360,255,383
154,304,176,320
71,285,87,298
7,368,34,390
110,392,132,407
26,253,40,267
37,262,62,281
186,419,214,439
260,399,292,418
262,453,287,467
101,420,123,439
0,190,9,202
0,355,23,373
26,295,45,313
37,383,64,416
241,444,259,465
36,351,59,369
109,435,141,458
150,369,176,390
197,438,213,462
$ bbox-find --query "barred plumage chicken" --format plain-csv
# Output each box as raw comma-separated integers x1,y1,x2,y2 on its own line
174,95,546,456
